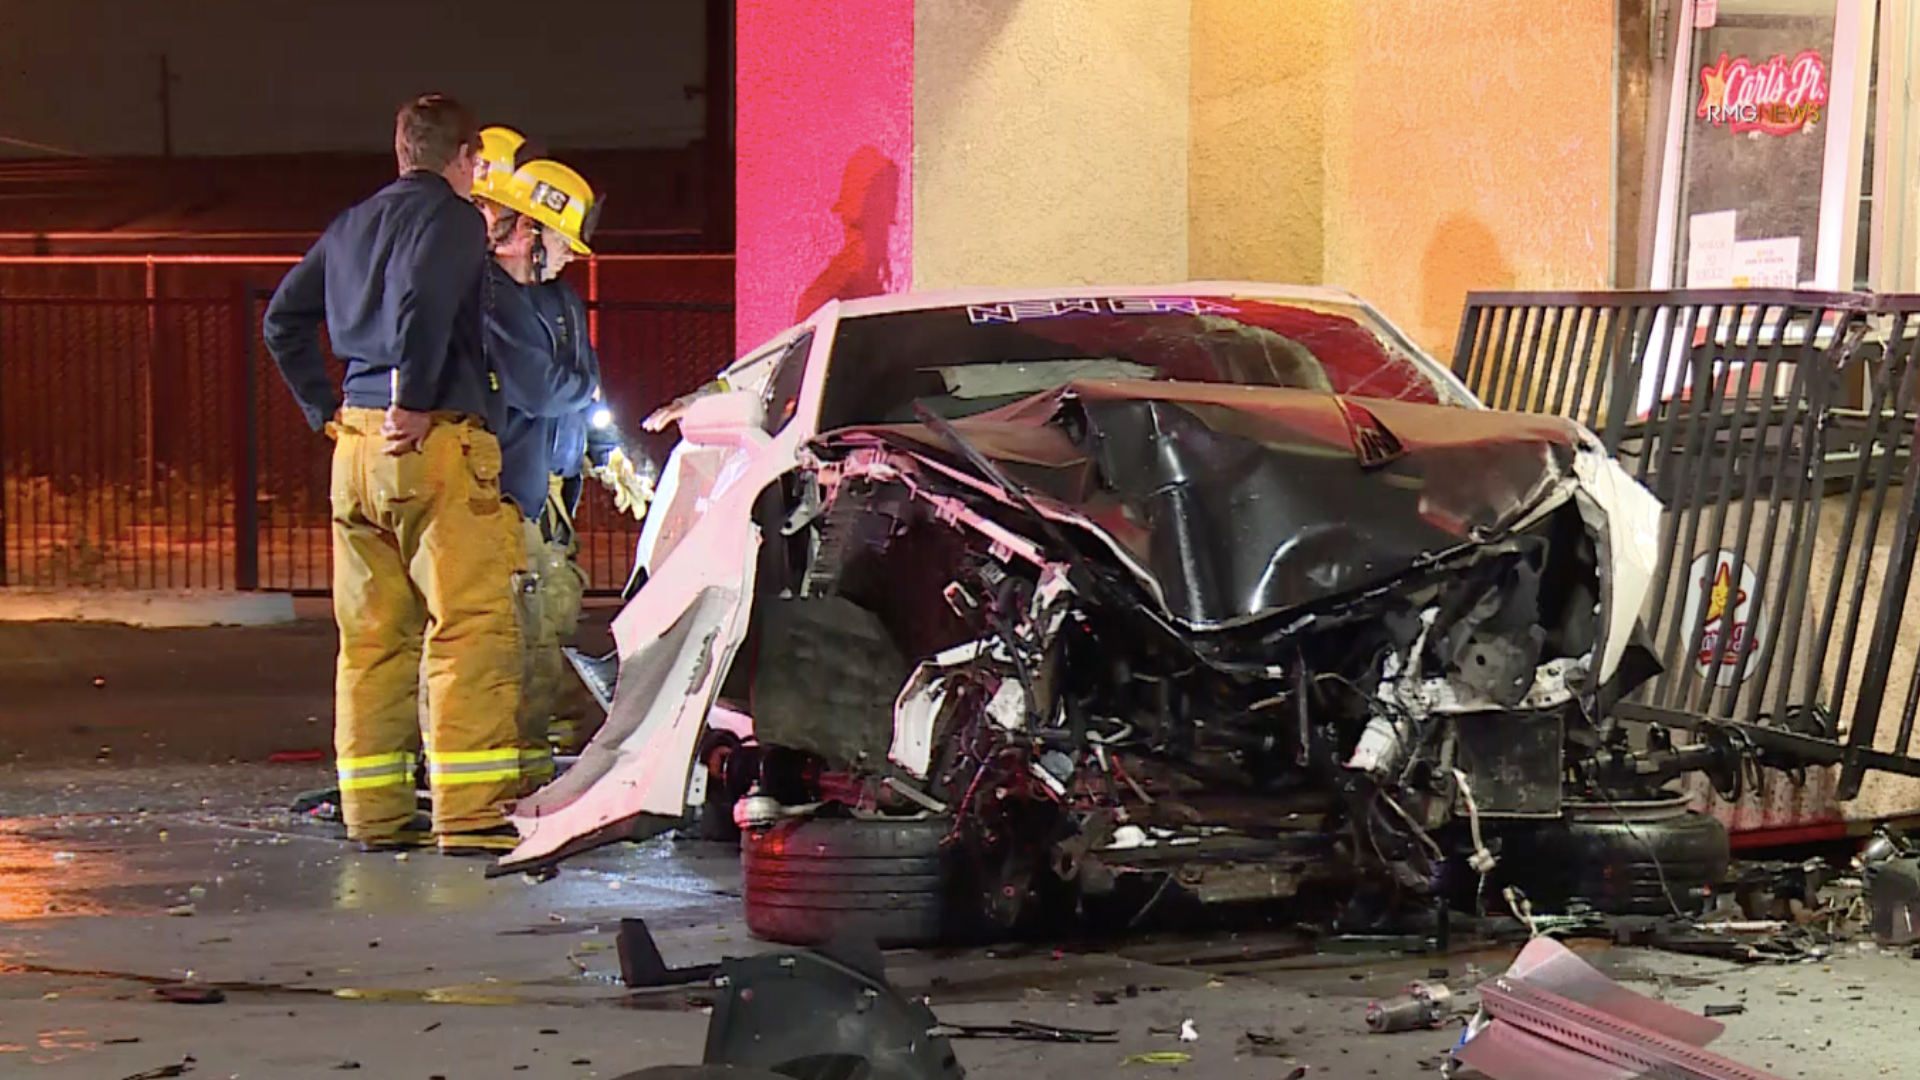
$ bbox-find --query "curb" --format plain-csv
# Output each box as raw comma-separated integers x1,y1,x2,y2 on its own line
0,588,298,628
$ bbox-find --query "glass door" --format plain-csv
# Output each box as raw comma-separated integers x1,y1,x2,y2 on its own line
1651,0,1876,292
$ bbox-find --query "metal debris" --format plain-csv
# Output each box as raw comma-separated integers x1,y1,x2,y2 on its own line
1450,936,1786,1080
1366,980,1454,1033
937,1020,1118,1044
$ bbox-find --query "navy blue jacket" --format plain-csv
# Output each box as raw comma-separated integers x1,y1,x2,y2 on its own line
262,172,493,431
528,280,613,478
488,264,599,519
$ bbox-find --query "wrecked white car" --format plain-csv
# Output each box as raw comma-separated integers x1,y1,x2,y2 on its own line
500,283,1718,946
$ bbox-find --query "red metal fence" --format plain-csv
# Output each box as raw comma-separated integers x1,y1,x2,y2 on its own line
0,256,735,593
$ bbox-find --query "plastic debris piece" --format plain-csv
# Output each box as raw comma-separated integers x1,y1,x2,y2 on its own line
1179,1019,1199,1042
1704,1004,1747,1018
152,985,224,1005
119,1059,195,1080
165,904,196,917
1123,1052,1191,1066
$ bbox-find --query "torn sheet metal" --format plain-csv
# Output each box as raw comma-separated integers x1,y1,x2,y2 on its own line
1451,937,1786,1080
824,380,1589,630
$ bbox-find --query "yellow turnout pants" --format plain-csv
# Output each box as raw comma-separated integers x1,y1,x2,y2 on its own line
537,478,592,756
517,503,590,783
329,408,527,839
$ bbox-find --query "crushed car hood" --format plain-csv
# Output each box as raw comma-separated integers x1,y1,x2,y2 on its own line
820,380,1591,630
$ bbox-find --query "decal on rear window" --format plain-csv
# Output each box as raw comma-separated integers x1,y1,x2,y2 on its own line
966,297,1240,325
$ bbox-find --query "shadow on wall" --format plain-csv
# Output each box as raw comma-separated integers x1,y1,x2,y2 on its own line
795,146,902,321
1421,213,1516,366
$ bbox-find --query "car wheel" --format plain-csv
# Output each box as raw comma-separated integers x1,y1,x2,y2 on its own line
742,815,953,948
1496,797,1730,916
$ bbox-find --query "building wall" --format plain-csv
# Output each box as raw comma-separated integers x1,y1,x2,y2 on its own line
1319,1,1615,360
734,0,914,352
1188,0,1330,287
1189,0,1615,362
0,0,707,157
912,0,1190,290
733,0,1614,362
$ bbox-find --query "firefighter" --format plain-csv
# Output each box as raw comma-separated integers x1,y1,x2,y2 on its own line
262,94,528,856
469,152,609,786
510,160,654,751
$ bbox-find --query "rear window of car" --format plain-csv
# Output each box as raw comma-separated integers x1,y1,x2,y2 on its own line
818,296,1467,429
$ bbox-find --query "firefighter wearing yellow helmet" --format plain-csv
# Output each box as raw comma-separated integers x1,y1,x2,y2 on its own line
469,150,639,780
472,126,533,206
513,159,602,256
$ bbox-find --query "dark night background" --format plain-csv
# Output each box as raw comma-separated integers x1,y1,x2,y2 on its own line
0,0,738,593
0,0,733,255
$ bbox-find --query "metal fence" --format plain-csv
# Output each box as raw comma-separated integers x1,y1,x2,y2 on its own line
1453,289,1920,799
0,281,735,594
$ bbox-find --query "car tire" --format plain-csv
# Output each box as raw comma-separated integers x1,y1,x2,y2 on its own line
742,815,953,948
1496,799,1729,917
1560,807,1729,916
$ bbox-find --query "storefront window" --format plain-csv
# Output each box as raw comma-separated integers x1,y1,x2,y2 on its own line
1672,0,1838,289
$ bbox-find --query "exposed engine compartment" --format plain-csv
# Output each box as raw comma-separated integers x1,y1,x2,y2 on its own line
731,383,1675,932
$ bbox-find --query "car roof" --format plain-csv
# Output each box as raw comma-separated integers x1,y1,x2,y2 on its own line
832,281,1370,318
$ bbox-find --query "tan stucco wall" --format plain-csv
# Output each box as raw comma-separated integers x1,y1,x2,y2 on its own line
912,0,1190,290
912,0,1613,360
1188,1,1330,286
1190,0,1615,362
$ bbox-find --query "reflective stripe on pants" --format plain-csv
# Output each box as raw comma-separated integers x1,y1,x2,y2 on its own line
338,751,419,793
428,747,523,788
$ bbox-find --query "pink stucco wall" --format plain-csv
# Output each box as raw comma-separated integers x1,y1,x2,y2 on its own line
735,0,914,353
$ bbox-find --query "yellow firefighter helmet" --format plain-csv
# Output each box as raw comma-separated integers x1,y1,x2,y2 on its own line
473,126,532,205
510,158,602,255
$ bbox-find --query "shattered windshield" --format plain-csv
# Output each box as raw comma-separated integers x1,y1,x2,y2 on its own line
819,295,1469,429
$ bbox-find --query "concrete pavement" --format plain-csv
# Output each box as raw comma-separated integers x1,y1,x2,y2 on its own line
0,620,1908,1079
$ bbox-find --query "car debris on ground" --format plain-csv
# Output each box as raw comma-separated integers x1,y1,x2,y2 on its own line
1447,935,1789,1080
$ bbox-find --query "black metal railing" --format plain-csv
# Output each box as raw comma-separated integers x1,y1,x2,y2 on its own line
1454,289,1920,796
0,288,735,594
